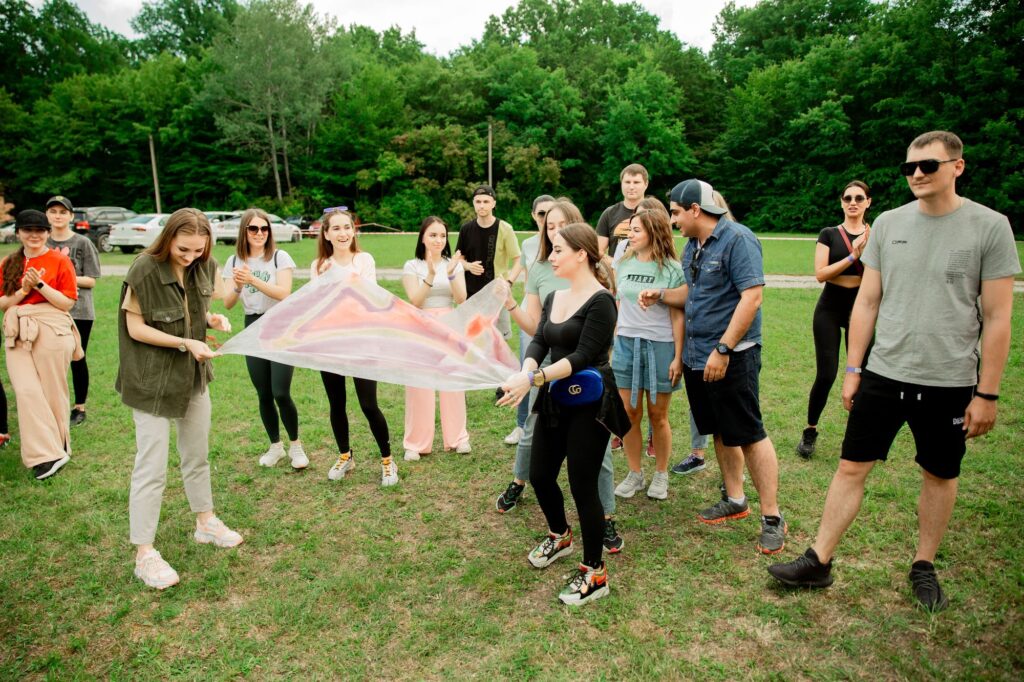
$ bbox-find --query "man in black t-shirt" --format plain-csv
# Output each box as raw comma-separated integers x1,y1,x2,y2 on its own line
596,163,649,257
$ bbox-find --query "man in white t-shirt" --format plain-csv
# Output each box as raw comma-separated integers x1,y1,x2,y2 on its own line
769,131,1020,612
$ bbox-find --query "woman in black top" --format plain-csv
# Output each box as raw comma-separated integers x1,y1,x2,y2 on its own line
797,181,871,458
499,223,628,606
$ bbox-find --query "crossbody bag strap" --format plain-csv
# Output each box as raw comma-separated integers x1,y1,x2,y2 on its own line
836,226,863,275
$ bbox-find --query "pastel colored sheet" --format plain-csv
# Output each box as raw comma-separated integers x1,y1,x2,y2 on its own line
219,269,519,391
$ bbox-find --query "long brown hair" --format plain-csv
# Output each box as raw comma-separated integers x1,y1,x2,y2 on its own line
620,205,677,268
144,208,212,264
1,246,26,296
317,209,360,265
236,208,276,262
555,222,613,292
538,199,585,262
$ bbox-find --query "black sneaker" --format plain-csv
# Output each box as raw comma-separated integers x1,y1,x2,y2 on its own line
796,427,817,459
767,547,834,588
33,455,70,481
603,519,623,554
70,408,87,426
671,454,706,475
909,560,948,612
496,481,526,513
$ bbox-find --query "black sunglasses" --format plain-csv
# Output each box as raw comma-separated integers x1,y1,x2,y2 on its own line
535,210,547,218
247,225,270,234
899,159,958,176
689,245,704,282
842,194,868,204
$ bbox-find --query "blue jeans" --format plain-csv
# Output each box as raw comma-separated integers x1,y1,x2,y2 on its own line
515,329,530,429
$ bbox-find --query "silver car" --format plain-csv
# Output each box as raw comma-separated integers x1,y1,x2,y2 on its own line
107,214,172,253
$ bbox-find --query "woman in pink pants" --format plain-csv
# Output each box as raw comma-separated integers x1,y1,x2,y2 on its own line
401,216,470,461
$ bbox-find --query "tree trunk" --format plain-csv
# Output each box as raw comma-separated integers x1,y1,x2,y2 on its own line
281,117,293,196
266,109,283,202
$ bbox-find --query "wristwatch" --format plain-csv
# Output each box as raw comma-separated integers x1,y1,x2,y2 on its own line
177,338,188,352
715,342,731,356
35,281,44,290
532,369,546,387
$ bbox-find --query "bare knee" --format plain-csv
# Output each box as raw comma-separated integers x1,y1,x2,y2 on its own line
835,458,874,483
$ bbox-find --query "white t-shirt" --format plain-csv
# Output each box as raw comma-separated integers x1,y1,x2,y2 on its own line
310,252,377,283
402,258,465,309
224,250,296,315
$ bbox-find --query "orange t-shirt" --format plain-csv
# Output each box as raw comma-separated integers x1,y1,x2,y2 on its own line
1,248,78,305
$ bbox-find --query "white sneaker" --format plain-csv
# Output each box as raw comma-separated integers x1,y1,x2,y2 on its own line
328,452,354,481
455,440,472,454
504,426,524,445
258,442,286,467
404,450,421,462
614,470,646,498
381,456,399,486
647,471,669,500
288,441,309,469
194,516,243,548
134,549,179,590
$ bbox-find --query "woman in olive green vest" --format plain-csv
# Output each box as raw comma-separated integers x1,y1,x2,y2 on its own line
116,208,243,590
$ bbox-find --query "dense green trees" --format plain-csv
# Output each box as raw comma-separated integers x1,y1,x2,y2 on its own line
0,0,1020,233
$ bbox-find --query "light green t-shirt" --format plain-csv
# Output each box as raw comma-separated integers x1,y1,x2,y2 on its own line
525,260,569,302
614,256,685,342
861,198,1021,386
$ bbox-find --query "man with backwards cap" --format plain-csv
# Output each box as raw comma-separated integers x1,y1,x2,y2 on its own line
638,179,787,555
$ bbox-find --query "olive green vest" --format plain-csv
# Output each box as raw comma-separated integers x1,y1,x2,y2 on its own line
115,254,218,418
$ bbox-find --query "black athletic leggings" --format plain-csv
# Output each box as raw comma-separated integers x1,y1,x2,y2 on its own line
245,313,300,444
807,283,864,426
0,378,7,433
530,401,607,569
320,371,391,457
70,319,92,405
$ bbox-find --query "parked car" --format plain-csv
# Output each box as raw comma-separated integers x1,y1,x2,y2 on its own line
213,213,300,245
0,221,15,243
107,214,172,253
301,218,322,239
204,210,242,228
73,206,138,253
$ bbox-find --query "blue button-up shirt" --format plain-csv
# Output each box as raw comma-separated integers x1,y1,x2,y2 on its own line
681,217,764,369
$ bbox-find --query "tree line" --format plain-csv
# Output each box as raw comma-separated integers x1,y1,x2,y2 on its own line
0,0,1020,233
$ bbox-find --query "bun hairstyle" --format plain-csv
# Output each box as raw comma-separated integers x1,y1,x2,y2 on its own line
555,222,614,292
237,207,276,262
144,207,213,264
538,199,585,261
317,208,361,264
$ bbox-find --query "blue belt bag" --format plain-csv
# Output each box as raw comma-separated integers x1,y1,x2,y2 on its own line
549,367,604,406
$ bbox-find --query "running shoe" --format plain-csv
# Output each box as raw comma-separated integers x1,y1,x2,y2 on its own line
558,563,609,605
328,452,355,481
528,529,573,568
381,456,399,486
496,481,526,513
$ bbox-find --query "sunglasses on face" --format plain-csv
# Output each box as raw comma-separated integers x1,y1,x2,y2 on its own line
842,194,868,204
899,159,958,176
247,225,270,234
535,210,547,218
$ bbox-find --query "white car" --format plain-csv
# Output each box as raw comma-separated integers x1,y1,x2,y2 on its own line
107,214,172,254
0,221,15,243
213,213,300,245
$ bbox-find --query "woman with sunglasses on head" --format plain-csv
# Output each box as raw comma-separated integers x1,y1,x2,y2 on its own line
223,208,306,470
498,223,629,606
401,216,470,461
117,208,241,590
1,210,80,480
612,202,685,502
504,194,555,447
796,181,872,458
312,208,396,486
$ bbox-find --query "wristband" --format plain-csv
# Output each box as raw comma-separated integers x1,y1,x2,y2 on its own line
974,391,998,401
845,366,862,374
659,288,666,301
447,273,456,281
847,254,856,264
526,370,536,387
422,277,432,287
234,286,243,293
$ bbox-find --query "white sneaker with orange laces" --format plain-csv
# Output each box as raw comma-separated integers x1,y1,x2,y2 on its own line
194,516,244,548
381,457,399,486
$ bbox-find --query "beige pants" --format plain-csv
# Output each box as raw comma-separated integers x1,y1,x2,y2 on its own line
5,318,75,468
129,389,215,545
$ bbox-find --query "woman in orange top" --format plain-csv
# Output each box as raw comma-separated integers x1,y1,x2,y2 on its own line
0,209,80,480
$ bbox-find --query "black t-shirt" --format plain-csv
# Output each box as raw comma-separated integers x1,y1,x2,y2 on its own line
817,225,864,276
455,218,499,296
526,290,617,372
596,202,637,255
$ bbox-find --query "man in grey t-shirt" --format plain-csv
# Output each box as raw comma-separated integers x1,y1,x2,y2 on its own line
769,131,1020,612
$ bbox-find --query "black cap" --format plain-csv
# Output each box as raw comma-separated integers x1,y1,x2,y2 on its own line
46,195,73,211
15,210,51,230
472,185,496,199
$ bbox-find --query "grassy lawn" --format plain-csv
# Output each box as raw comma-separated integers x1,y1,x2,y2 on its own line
0,276,1021,679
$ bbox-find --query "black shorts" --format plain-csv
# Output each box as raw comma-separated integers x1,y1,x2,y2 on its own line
841,370,974,479
684,347,767,448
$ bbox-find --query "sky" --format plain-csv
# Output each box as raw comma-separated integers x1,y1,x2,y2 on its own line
43,0,758,55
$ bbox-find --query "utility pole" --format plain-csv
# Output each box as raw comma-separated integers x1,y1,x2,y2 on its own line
487,120,493,187
149,133,162,213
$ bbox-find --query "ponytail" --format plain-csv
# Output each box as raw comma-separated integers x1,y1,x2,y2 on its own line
594,259,615,294
1,247,26,296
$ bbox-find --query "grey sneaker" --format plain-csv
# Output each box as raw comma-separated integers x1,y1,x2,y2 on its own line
698,496,750,524
647,471,669,500
757,514,787,554
614,470,646,498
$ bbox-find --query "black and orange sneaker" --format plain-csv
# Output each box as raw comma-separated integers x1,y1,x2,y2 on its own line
559,563,609,605
496,481,526,513
698,495,749,524
602,519,624,554
528,529,573,568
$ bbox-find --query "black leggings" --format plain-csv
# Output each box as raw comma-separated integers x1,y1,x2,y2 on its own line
320,371,391,457
0,378,7,433
245,314,300,443
71,319,92,405
530,402,608,569
807,284,861,426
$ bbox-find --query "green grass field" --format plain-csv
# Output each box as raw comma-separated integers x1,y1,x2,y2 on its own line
0,260,1021,678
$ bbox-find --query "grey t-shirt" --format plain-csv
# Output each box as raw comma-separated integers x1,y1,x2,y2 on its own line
862,198,1021,387
47,232,100,320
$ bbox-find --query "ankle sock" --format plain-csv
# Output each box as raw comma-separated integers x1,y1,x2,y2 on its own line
728,495,746,506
